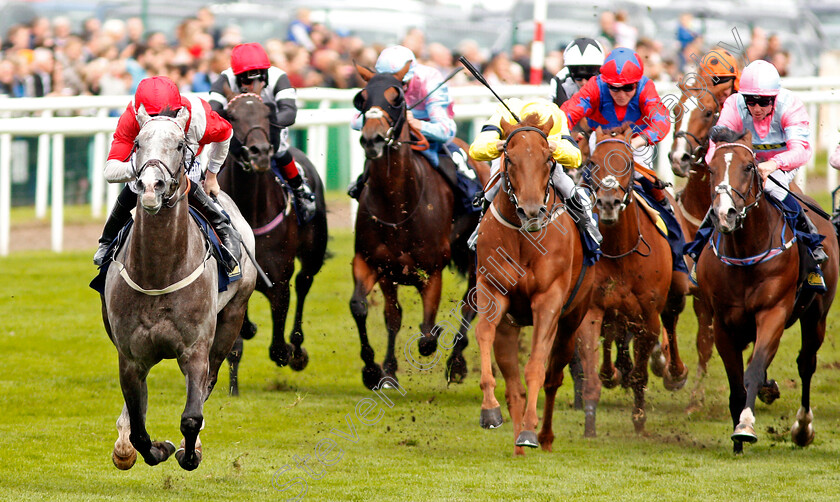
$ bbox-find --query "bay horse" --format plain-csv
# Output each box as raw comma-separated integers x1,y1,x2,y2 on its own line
101,105,257,470
473,113,594,455
350,62,488,388
699,127,838,453
217,83,328,396
564,124,682,438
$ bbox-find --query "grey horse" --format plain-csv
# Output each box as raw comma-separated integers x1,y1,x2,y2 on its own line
101,105,257,471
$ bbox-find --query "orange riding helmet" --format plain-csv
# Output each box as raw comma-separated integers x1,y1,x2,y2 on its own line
699,49,741,92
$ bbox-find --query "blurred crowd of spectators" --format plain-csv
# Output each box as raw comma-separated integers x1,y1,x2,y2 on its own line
0,6,795,100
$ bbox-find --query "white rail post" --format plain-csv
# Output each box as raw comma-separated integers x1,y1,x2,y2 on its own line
91,108,109,218
51,134,64,252
106,133,119,213
349,128,364,225
35,110,53,219
0,134,11,256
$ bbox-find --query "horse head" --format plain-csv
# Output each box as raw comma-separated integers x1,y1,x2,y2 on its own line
499,112,556,228
707,126,760,233
669,76,724,178
587,124,635,225
354,62,411,159
223,81,273,173
134,104,190,214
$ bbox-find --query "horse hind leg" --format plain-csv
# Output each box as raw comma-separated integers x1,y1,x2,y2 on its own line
687,295,714,414
119,356,175,466
539,331,575,451
660,282,689,391
416,271,444,357
445,280,476,385
266,279,293,367
112,405,136,470
628,320,659,436
287,270,316,372
226,336,244,397
791,314,826,447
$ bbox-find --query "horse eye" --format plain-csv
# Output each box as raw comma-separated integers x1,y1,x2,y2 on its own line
706,111,713,118
178,141,185,150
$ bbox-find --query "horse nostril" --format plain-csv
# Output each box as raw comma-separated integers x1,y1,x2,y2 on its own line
249,146,260,155
155,180,165,192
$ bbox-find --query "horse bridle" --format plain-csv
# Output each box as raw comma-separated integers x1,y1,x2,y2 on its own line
674,89,721,165
711,142,762,230
586,137,635,212
228,93,272,172
501,126,558,214
353,77,426,150
131,116,191,208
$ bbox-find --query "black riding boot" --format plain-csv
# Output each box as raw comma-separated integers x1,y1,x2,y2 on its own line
685,209,714,262
796,210,829,264
93,186,137,266
347,168,369,200
189,184,241,275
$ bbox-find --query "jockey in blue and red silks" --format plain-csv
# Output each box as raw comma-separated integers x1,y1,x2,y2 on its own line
561,47,687,273
685,59,828,291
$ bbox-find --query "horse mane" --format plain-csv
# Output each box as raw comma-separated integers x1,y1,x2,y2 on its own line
709,125,747,144
518,112,545,129
601,122,634,137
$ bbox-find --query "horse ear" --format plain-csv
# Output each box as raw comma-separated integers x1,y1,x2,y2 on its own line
500,116,514,137
394,61,411,83
136,103,150,126
741,130,753,146
542,116,554,135
222,79,235,101
175,106,189,131
356,62,375,82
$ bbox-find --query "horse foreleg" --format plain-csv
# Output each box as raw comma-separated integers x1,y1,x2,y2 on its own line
539,327,575,451
713,318,747,453
289,268,317,371
416,271,443,357
519,298,563,450
119,356,174,466
492,320,525,455
266,279,293,368
445,273,476,384
660,273,688,391
350,254,381,390
176,349,211,471
599,322,621,389
629,317,660,436
792,312,826,447
226,336,243,397
577,309,604,438
215,300,250,397
475,283,507,431
112,405,136,470
687,294,714,414
379,279,402,380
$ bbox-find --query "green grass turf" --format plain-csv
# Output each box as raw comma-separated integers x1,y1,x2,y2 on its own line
3,201,840,501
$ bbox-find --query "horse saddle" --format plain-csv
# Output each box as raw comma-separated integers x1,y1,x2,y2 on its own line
89,213,240,295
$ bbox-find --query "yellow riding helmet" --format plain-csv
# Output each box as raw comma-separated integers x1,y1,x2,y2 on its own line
700,49,741,92
519,99,557,127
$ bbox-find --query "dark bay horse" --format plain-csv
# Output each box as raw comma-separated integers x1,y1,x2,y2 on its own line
472,113,595,455
568,125,683,438
699,127,838,453
102,106,256,470
217,85,328,396
350,62,488,389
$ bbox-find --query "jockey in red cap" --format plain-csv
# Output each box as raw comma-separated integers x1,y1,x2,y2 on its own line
561,47,687,274
208,42,316,223
94,76,241,274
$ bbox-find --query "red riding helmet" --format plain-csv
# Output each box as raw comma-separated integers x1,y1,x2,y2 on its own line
600,48,644,86
134,76,182,115
231,43,271,76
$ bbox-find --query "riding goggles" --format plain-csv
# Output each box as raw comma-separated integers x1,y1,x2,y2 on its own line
743,95,775,107
607,83,637,93
711,75,735,86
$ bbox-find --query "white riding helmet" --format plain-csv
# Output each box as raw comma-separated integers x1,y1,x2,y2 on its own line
375,45,416,83
739,60,781,97
564,38,606,67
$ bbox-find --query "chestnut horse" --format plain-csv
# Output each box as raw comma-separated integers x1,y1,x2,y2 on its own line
567,125,684,438
102,107,257,470
217,85,329,396
473,113,594,455
351,62,489,388
699,127,837,453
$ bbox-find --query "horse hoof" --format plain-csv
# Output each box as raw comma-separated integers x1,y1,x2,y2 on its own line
649,345,665,378
229,384,239,397
731,423,758,444
515,430,539,448
362,364,384,390
289,347,309,372
112,448,137,470
175,445,203,471
537,431,554,451
663,365,689,391
417,335,438,357
791,407,815,447
600,368,621,389
480,407,504,429
758,380,780,405
445,354,468,384
269,343,290,367
241,320,258,340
